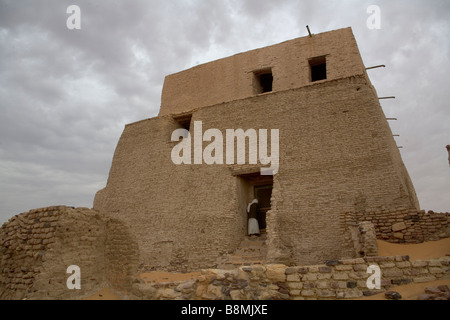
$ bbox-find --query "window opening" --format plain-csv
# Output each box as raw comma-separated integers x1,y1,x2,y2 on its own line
309,56,327,82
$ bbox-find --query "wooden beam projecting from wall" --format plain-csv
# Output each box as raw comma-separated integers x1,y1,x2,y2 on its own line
386,118,398,120
306,25,312,37
366,65,386,70
379,96,396,100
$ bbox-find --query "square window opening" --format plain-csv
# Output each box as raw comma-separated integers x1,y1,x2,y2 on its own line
173,113,192,131
309,56,327,82
254,69,273,94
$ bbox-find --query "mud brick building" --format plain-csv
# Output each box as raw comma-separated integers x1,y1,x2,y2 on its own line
3,27,450,301
93,27,419,270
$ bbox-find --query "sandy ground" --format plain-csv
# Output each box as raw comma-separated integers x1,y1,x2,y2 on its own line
357,278,450,300
84,238,450,300
83,287,122,300
357,238,450,300
377,238,450,260
83,272,203,300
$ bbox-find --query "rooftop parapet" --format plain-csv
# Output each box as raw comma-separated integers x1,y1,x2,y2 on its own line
159,27,367,116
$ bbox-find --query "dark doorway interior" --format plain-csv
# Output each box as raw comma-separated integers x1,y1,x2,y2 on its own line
254,185,273,233
253,69,273,94
309,56,327,82
258,73,273,93
173,113,192,131
237,172,273,235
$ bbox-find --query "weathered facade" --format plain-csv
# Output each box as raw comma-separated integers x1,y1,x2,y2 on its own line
93,27,420,271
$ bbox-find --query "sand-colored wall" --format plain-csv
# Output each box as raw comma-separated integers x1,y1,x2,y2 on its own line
95,74,419,270
95,116,245,272
0,206,105,299
160,27,367,116
105,218,140,293
0,206,139,300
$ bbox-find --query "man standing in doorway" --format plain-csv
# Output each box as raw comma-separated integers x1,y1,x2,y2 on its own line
247,199,260,236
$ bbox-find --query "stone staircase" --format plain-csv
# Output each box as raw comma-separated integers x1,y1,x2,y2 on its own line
216,234,267,269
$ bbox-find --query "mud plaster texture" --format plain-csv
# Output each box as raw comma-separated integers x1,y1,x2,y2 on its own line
94,27,420,271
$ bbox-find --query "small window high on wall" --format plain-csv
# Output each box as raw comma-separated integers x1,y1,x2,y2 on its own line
173,113,192,131
309,56,327,82
254,69,273,94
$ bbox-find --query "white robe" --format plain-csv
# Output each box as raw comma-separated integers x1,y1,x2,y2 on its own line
247,199,260,235
248,218,260,235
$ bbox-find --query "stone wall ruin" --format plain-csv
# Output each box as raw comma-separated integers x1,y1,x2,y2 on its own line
0,206,139,300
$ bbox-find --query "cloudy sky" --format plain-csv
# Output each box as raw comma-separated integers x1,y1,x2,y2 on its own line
0,0,449,223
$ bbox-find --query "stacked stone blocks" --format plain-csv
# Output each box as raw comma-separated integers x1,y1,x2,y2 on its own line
344,208,450,244
129,256,450,300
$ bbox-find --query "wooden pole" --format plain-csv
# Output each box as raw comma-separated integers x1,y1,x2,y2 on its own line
366,65,386,70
